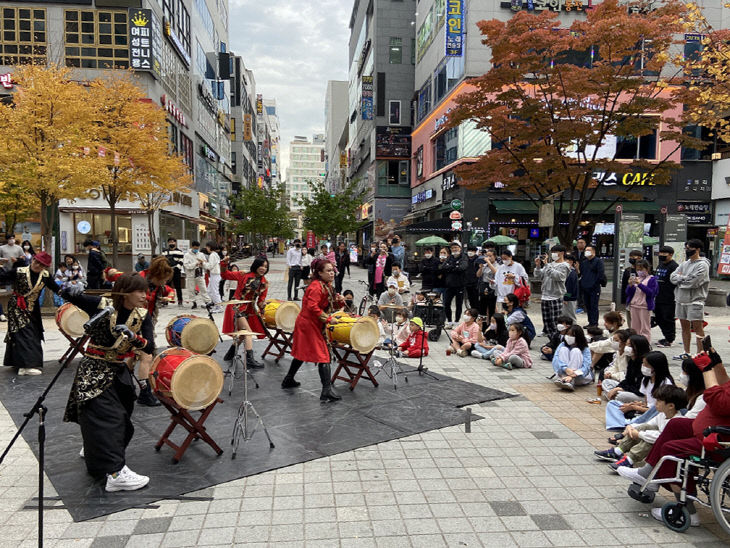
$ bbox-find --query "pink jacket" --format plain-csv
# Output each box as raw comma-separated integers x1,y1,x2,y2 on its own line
450,321,480,344
499,336,532,368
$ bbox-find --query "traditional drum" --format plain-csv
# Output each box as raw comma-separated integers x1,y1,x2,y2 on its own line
150,348,223,411
165,315,219,355
55,302,90,338
327,315,380,354
262,299,300,331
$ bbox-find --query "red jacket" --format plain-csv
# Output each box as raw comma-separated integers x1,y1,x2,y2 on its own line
291,279,342,363
399,329,429,358
221,270,268,337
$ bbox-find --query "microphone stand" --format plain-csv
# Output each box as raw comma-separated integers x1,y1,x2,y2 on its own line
0,332,89,548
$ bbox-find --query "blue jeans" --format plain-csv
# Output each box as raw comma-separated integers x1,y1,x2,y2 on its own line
606,402,657,430
472,344,503,359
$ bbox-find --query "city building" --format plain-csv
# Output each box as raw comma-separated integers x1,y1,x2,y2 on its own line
347,0,416,246
264,98,282,189
288,134,326,239
0,0,234,269
230,55,258,192
324,80,349,194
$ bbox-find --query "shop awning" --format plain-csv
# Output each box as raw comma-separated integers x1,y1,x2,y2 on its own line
405,217,452,233
492,200,655,215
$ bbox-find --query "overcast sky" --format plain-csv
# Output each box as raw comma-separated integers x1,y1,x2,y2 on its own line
228,0,351,181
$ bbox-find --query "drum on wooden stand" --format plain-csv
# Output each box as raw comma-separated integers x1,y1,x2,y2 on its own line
55,303,89,339
263,299,300,332
150,348,223,411
166,315,219,354
327,315,380,354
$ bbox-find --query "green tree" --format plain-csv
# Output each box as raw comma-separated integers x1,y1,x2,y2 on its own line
298,180,364,241
230,185,294,251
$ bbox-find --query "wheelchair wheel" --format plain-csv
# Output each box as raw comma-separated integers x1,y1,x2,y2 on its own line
661,502,691,533
710,459,730,535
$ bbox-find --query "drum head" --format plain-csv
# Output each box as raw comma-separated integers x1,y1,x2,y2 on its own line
169,355,223,410
350,317,380,354
180,318,219,354
57,304,89,338
275,301,300,332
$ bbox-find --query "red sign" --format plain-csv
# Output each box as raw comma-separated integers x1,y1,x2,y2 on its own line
449,211,462,220
0,73,13,89
451,220,462,231
160,94,188,127
306,230,317,249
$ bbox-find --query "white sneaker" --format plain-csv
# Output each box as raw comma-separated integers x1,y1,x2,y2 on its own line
470,350,482,358
79,447,84,458
0,314,6,321
651,506,700,527
18,368,42,376
105,465,149,492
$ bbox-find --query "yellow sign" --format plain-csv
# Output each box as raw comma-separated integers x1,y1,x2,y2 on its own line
244,114,252,141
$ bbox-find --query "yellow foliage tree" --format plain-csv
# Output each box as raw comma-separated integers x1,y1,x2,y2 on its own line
0,64,99,254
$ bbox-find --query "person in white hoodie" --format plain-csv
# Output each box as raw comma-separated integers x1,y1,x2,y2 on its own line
669,239,710,358
205,241,222,310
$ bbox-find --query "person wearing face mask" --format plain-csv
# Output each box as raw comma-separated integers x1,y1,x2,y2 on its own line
83,239,107,290
20,240,35,264
540,315,573,361
439,241,469,325
464,246,481,310
447,308,481,357
433,247,450,298
562,254,579,321
653,246,678,349
398,317,429,358
341,289,357,314
372,243,394,297
578,244,606,328
383,308,411,348
390,237,405,268
604,334,651,410
669,239,710,359
626,259,658,343
589,311,624,372
386,264,411,295
620,250,643,315
378,280,405,307
365,243,379,296
134,253,150,273
471,313,509,360
551,324,593,390
478,250,500,321
599,329,632,399
533,245,571,339
502,293,536,343
492,323,533,370
418,247,440,291
490,249,529,303
182,241,211,309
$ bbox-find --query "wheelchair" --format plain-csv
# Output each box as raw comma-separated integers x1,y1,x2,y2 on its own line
628,426,730,534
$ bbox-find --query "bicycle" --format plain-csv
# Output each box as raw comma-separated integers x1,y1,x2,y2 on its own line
357,279,375,316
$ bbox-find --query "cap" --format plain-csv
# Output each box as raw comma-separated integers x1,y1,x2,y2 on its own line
34,251,52,267
137,253,145,258
410,317,424,329
450,240,462,247
387,280,398,287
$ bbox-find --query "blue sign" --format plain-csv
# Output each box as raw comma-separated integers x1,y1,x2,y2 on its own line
445,0,464,57
361,75,373,120
529,228,540,239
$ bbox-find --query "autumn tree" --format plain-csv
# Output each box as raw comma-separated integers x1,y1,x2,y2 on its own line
230,184,294,252
0,64,99,254
298,180,364,241
0,179,36,238
449,0,704,245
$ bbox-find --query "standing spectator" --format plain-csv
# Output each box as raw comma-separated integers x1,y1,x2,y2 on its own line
579,245,606,328
286,240,303,301
490,249,529,302
163,237,184,307
574,237,587,313
387,263,410,295
134,253,149,273
464,246,480,309
372,243,393,297
83,239,106,289
301,247,313,285
364,243,378,295
20,240,35,265
620,249,643,325
626,259,658,342
335,242,350,293
182,241,210,309
563,254,579,321
477,249,499,321
433,247,450,298
439,241,468,324
390,237,405,268
419,247,440,291
533,245,571,338
205,241,222,310
654,246,678,348
670,239,710,358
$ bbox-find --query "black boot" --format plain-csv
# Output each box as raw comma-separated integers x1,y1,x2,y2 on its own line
246,349,265,369
137,383,161,407
281,360,302,388
191,302,198,309
318,363,341,401
223,344,236,362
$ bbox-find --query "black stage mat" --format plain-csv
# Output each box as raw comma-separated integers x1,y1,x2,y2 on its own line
0,343,514,521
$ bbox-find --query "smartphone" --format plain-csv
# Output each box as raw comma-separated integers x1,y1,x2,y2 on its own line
702,335,712,352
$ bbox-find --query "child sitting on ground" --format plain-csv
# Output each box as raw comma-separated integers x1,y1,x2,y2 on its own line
599,329,633,399
552,324,593,391
368,305,387,345
398,317,429,358
491,323,533,370
589,311,624,370
586,326,613,378
471,313,508,360
447,307,481,357
594,384,687,471
383,307,411,348
540,316,574,361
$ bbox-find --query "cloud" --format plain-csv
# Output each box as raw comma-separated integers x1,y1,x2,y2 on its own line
228,0,351,180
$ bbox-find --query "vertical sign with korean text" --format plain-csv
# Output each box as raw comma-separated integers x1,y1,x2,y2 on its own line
243,113,253,141
445,0,464,57
128,9,155,73
361,75,373,120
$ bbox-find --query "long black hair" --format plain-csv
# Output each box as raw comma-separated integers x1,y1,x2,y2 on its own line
642,351,674,395
250,257,269,275
681,358,706,410
628,334,651,363
489,313,508,346
565,324,588,350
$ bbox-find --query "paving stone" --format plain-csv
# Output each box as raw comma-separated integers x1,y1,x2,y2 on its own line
530,513,572,531
530,430,559,439
488,501,527,517
89,536,129,548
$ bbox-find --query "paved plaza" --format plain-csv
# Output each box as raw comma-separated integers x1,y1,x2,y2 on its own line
0,256,729,547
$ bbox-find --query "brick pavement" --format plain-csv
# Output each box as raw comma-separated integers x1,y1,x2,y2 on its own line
0,256,729,546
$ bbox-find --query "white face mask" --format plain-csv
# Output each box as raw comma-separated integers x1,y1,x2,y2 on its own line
440,254,447,260
610,339,620,350
467,251,476,257
679,373,689,386
23,245,30,250
395,316,405,324
556,323,566,332
504,259,512,266
462,315,471,322
392,271,400,277
488,323,496,331
585,250,593,258
564,335,576,346
388,288,396,295
551,253,559,261
424,253,432,258
624,347,634,357
641,365,653,377
452,250,461,257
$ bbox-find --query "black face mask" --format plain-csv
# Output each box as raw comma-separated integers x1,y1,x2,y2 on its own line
686,248,697,257
345,299,353,306
629,258,637,265
502,303,509,311
168,244,175,249
658,255,669,262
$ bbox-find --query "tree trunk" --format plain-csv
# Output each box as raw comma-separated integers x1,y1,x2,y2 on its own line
109,192,118,268
147,209,157,256
39,196,52,256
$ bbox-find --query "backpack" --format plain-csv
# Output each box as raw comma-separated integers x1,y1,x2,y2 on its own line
515,308,536,343
513,277,531,307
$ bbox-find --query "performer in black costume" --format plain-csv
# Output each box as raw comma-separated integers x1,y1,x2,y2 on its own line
0,251,61,376
63,273,153,492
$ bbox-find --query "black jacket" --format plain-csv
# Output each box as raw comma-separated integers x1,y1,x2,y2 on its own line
618,358,644,397
419,256,441,289
579,257,605,290
439,253,468,288
465,255,479,286
335,251,350,275
87,248,106,278
654,259,679,305
620,267,637,305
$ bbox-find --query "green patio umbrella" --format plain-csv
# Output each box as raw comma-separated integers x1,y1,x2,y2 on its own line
643,236,660,246
415,235,450,246
486,235,518,245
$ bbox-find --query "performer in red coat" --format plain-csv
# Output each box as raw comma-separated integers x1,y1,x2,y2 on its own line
282,259,345,401
221,257,269,368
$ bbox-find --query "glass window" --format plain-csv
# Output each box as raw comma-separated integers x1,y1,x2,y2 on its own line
433,127,459,171
64,9,127,69
389,100,401,125
0,7,46,65
389,37,402,64
74,213,133,254
417,78,431,123
616,129,657,160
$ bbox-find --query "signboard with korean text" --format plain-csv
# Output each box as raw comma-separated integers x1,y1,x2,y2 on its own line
664,214,687,263
128,9,155,73
361,76,374,121
501,0,589,12
375,126,411,158
256,94,263,115
243,114,253,141
445,0,464,57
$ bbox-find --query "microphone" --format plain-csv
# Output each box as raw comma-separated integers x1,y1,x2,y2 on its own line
83,306,114,333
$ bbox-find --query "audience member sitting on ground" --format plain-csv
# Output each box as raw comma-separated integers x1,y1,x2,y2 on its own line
540,315,574,361
599,329,633,399
341,289,357,314
471,313,509,360
595,384,687,471
383,308,411,348
551,324,593,391
367,305,387,345
447,307,481,357
378,280,405,307
397,317,429,358
590,311,625,372
604,334,651,404
680,356,707,419
586,326,613,378
502,293,536,346
491,323,533,370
